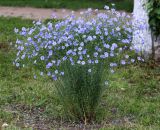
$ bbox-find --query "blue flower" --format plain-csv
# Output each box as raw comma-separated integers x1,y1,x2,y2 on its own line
87,36,93,41
125,55,129,59
40,56,45,60
81,61,86,65
21,55,25,59
80,42,84,46
34,75,37,79
104,5,109,10
27,37,32,41
62,56,67,61
105,31,108,36
82,49,87,55
105,81,108,85
110,69,114,73
66,50,72,55
47,72,51,76
94,52,98,57
55,70,59,74
104,44,110,49
121,60,126,65
46,62,53,68
110,53,114,57
104,52,109,57
95,60,99,64
100,55,105,59
60,72,64,76
88,59,92,64
88,69,92,73
49,50,53,56
14,28,19,33
79,55,83,60
62,46,65,49
40,72,44,76
131,59,135,63
16,63,20,67
52,75,57,81
78,47,83,51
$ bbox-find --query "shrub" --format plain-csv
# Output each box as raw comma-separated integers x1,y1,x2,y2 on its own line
146,0,160,37
14,7,144,123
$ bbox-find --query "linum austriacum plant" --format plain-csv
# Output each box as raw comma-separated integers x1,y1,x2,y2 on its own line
14,6,145,124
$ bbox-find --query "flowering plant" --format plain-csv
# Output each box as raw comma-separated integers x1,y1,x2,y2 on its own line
14,6,144,123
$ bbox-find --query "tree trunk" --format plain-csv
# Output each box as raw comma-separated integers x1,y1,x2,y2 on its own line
132,0,152,59
154,35,160,62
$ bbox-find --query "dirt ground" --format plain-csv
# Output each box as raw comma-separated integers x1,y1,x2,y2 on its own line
0,6,100,20
0,6,131,20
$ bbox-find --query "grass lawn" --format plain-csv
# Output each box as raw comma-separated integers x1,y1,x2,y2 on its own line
0,0,133,12
0,17,160,130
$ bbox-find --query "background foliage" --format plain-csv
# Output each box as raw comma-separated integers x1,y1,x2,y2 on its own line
147,0,160,37
0,0,133,12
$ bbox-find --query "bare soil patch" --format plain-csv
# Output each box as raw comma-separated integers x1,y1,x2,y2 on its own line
2,104,135,130
0,6,92,20
0,6,130,20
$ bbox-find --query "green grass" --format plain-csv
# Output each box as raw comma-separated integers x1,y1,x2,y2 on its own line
0,17,33,45
0,0,133,12
0,17,160,129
